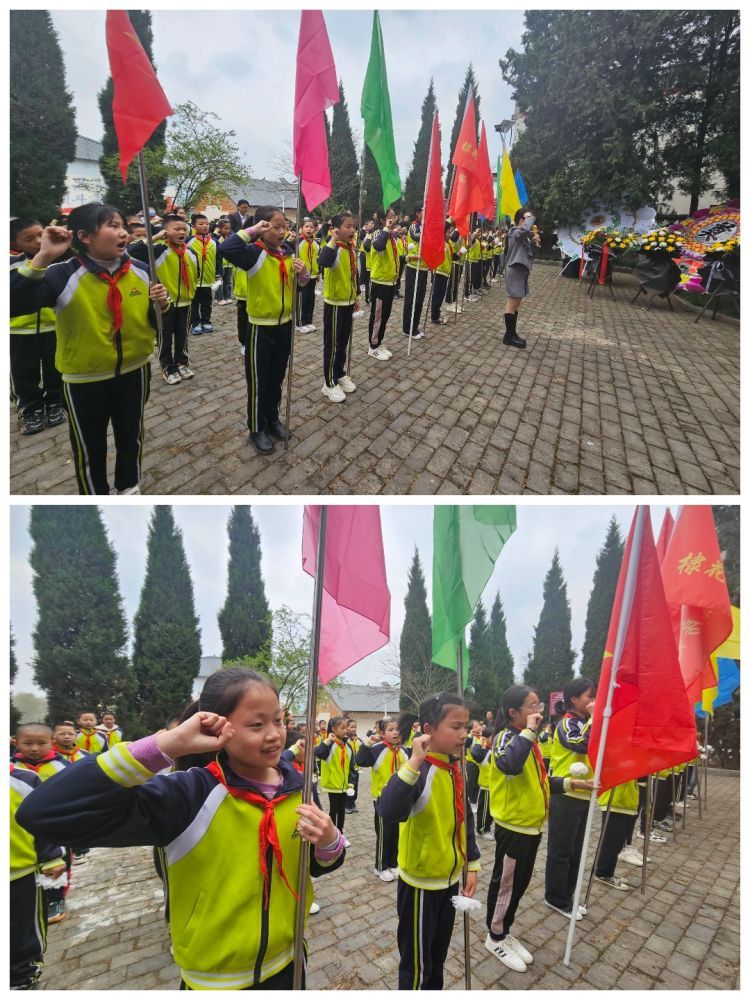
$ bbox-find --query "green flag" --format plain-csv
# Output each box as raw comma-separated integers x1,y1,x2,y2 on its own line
360,11,401,210
432,506,517,677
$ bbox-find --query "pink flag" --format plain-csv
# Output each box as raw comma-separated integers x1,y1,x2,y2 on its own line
302,506,391,684
293,11,339,211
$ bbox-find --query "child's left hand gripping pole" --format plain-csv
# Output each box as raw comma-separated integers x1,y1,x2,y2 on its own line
292,506,329,989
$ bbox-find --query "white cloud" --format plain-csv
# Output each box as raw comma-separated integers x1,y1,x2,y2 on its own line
49,9,526,183
11,503,670,703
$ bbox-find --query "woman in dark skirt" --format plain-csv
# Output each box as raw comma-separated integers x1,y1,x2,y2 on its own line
503,208,541,349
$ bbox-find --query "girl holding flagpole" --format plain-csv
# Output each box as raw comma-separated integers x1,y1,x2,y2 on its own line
16,667,346,990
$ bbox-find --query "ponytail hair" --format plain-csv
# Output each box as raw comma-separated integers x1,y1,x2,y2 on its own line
174,666,277,771
375,716,395,736
327,715,346,734
563,676,595,710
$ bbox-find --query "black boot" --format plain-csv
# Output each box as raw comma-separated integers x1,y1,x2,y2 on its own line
503,312,526,349
248,429,275,454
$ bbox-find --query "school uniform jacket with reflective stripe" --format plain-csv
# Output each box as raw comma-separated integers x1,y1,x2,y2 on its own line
129,240,198,307
16,744,345,990
550,714,593,799
318,241,358,306
13,754,70,782
10,768,65,880
355,741,408,800
314,738,355,792
10,253,56,333
219,231,295,326
377,753,481,890
10,254,158,382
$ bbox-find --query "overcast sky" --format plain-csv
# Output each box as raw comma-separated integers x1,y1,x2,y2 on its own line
50,9,526,181
11,503,673,698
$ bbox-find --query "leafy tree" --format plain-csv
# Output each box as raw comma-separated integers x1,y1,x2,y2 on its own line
524,550,576,694
361,144,385,220
659,12,740,211
131,507,201,736
218,507,272,664
328,82,360,212
467,598,493,714
403,80,439,212
488,593,515,707
98,10,167,213
10,630,21,732
500,11,685,225
10,11,77,221
163,102,251,212
445,65,481,197
29,507,130,725
13,692,48,725
580,517,624,684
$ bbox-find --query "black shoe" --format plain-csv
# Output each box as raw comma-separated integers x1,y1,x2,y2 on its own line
44,402,66,427
267,419,290,441
18,408,45,435
503,312,526,348
503,333,526,349
248,430,275,454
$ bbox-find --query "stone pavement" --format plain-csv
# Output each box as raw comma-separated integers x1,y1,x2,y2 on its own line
38,769,739,990
11,266,740,497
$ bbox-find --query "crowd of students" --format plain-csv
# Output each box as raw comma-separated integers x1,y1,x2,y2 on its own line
11,670,699,991
10,199,541,493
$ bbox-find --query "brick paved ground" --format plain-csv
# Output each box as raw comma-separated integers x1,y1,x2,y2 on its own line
39,769,739,990
11,265,740,496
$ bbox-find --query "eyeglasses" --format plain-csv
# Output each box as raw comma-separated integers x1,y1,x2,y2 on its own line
528,702,546,714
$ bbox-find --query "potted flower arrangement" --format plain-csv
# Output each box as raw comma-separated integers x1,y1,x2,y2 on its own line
634,228,685,259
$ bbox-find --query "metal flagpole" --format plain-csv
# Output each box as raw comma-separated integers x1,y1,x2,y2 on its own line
456,642,472,990
564,505,646,966
136,152,164,340
292,505,329,990
584,795,612,909
703,715,709,807
284,176,302,451
640,775,657,895
406,112,436,358
670,769,678,840
681,767,688,831
695,750,703,820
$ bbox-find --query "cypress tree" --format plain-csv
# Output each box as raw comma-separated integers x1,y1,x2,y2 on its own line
329,81,360,212
361,144,385,219
467,598,493,714
488,592,515,708
580,518,624,685
29,507,130,725
98,10,167,212
10,629,21,732
524,550,576,695
131,507,201,736
402,80,439,212
399,549,432,710
218,507,272,663
445,64,481,197
10,11,77,222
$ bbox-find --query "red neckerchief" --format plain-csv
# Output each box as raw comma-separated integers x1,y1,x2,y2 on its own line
509,724,549,814
169,241,191,291
302,236,315,268
254,240,290,290
382,741,402,773
89,258,131,333
14,750,57,772
330,736,348,770
425,754,466,861
193,235,211,261
335,240,357,294
78,730,99,752
56,746,84,761
206,759,298,907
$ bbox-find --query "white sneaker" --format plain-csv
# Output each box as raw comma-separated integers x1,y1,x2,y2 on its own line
296,326,305,333
577,904,588,917
388,867,400,877
338,375,356,393
368,346,388,361
344,839,351,849
594,874,632,891
484,934,527,972
309,901,320,914
240,346,246,356
481,831,495,840
352,310,365,320
116,484,141,496
637,830,666,844
504,935,533,965
307,324,317,333
163,369,181,385
373,867,395,882
404,329,424,341
544,899,582,921
177,365,194,380
378,346,393,358
322,383,346,403
315,289,322,297
620,846,646,866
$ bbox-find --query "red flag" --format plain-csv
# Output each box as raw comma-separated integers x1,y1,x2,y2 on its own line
420,114,445,271
293,11,339,211
476,123,495,220
105,10,173,182
660,506,733,704
447,93,482,237
302,506,390,684
589,506,697,793
655,508,675,565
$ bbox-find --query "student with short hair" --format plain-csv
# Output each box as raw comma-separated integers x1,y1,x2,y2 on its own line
317,212,360,403
187,214,222,334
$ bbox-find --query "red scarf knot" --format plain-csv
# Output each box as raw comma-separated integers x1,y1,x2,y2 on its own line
254,240,290,290
425,754,466,862
15,750,57,772
171,242,192,292
331,736,348,770
195,235,210,261
206,760,299,908
335,240,358,294
94,259,131,334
